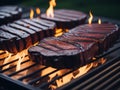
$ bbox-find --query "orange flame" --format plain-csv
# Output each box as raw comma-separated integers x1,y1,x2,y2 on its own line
16,49,27,71
30,9,34,19
1,49,28,71
55,28,69,37
36,8,41,15
41,58,106,89
0,48,106,89
2,51,12,70
88,11,93,24
55,32,63,37
54,28,63,37
46,0,56,18
98,18,101,24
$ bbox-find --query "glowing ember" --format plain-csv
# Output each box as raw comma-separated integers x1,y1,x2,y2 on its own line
55,28,63,37
92,57,96,60
41,58,106,89
88,11,93,24
0,48,106,89
98,18,102,24
55,28,69,37
1,49,28,71
55,28,63,34
46,0,56,18
65,29,69,33
55,32,63,37
36,8,41,15
16,49,28,71
2,51,12,70
30,9,34,19
100,57,106,64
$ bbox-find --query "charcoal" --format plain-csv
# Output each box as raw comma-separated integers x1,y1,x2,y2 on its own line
0,6,22,25
41,9,87,29
0,18,56,53
28,23,119,69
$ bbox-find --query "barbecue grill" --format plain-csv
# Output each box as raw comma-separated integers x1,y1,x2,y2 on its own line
0,7,120,90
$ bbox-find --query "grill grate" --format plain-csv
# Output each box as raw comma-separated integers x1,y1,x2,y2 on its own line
0,7,120,90
58,54,120,90
0,34,120,90
57,40,120,90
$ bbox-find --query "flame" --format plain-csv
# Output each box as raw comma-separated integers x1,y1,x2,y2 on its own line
1,49,28,71
46,0,56,18
55,28,63,37
55,32,63,37
55,28,63,34
98,18,101,24
36,8,41,15
30,9,34,19
88,11,93,24
0,48,106,89
54,28,69,37
2,51,12,70
65,29,69,33
0,46,106,89
16,49,27,71
40,58,106,89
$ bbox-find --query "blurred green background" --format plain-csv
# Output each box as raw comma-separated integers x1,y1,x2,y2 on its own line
23,0,120,20
1,0,120,20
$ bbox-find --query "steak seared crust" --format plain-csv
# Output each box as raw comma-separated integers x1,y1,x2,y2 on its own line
28,23,119,68
0,18,56,53
41,9,87,29
0,6,22,25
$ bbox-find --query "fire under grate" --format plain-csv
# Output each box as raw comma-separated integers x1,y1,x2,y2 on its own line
0,7,120,90
0,36,120,90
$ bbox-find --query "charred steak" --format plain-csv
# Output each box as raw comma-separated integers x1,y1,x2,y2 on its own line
0,18,56,53
41,9,87,29
28,23,119,68
0,6,22,25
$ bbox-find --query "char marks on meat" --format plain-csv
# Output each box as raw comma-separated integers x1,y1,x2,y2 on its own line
41,9,87,29
28,23,119,69
0,6,22,25
0,18,56,53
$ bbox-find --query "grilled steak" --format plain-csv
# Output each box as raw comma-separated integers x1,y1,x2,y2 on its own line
0,18,56,53
28,23,119,69
0,6,22,25
41,9,87,29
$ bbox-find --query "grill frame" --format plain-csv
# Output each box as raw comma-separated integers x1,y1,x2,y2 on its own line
57,48,120,90
0,7,120,90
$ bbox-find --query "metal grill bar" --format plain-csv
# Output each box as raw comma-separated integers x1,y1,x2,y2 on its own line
71,59,120,90
94,71,120,90
0,51,5,55
39,69,76,89
0,8,120,90
0,74,37,90
1,59,30,73
0,57,7,61
8,63,37,77
0,59,18,68
18,66,48,81
82,65,120,90
28,69,59,84
103,78,120,90
58,55,120,90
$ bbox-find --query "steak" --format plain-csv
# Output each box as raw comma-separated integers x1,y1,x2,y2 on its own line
0,18,56,53
28,23,120,69
41,9,87,29
0,6,22,25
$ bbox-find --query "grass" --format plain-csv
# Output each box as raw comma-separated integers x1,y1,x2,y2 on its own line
22,0,120,20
